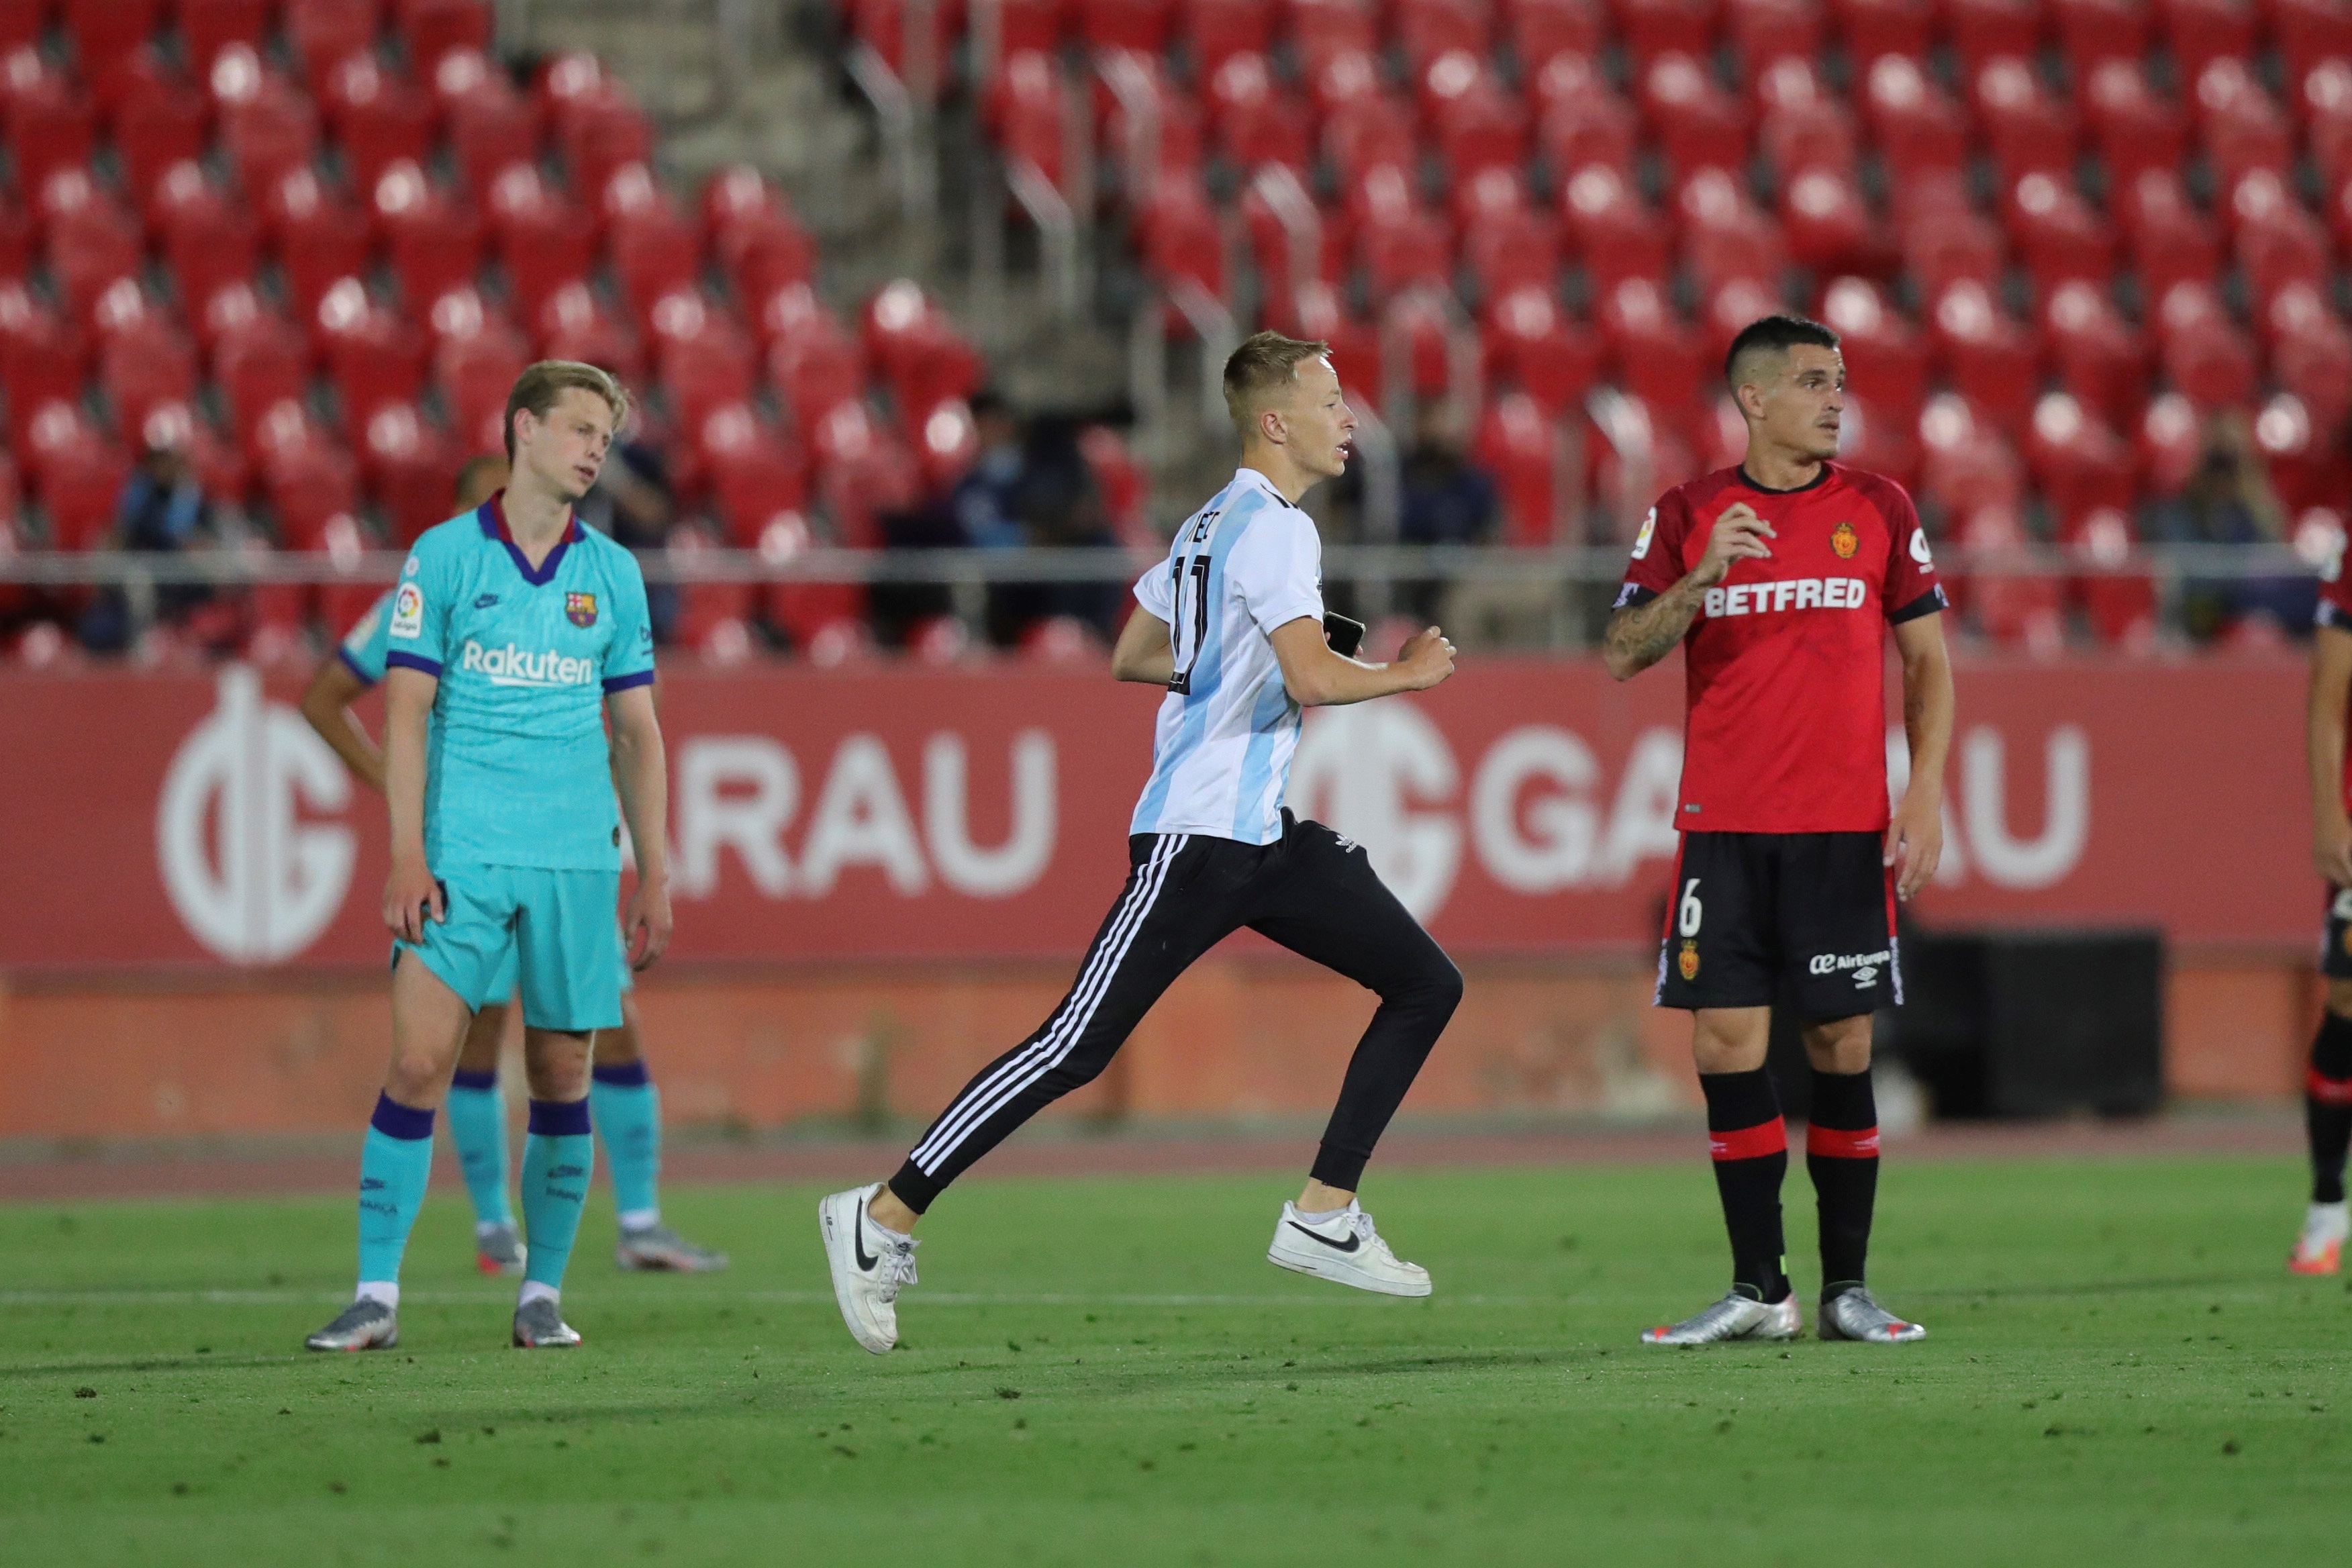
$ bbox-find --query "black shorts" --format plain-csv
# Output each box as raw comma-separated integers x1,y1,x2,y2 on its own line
2323,887,2352,979
1654,831,1900,1020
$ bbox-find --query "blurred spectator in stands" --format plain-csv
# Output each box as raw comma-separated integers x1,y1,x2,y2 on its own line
998,413,1120,644
454,453,506,511
575,436,677,642
948,391,1029,550
1398,405,1498,622
77,433,225,654
2148,411,2315,639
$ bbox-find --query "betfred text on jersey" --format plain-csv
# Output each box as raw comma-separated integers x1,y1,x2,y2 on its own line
1702,577,1870,619
457,640,599,688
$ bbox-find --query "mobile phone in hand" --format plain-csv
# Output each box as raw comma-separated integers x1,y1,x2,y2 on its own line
1323,613,1365,658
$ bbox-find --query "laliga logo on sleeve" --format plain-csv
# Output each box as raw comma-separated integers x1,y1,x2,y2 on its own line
1910,528,1934,568
156,667,356,963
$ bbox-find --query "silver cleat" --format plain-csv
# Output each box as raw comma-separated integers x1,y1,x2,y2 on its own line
511,1297,582,1349
615,1222,730,1273
305,1297,398,1352
1640,1290,1803,1345
1819,1287,1926,1342
475,1222,526,1276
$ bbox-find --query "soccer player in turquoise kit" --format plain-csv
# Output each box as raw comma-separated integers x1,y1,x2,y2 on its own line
305,362,674,1351
301,459,725,1279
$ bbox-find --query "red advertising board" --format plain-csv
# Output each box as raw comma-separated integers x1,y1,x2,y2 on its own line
0,654,2314,973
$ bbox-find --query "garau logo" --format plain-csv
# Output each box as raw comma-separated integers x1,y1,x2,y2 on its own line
156,667,356,964
458,640,597,688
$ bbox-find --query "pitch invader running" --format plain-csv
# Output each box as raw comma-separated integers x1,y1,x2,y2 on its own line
818,332,1464,1354
1605,315,1954,1346
305,362,673,1352
2294,548,2352,1273
301,458,726,1281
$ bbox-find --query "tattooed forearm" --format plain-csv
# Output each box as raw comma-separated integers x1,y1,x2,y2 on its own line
1603,579,1706,681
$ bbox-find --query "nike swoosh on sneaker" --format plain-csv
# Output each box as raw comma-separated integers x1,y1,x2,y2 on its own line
852,1201,878,1271
1286,1220,1361,1254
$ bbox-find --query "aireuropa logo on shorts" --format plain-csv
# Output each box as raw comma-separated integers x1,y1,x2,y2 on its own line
459,640,597,688
1810,948,1892,986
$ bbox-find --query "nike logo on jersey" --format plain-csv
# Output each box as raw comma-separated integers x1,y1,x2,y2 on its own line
1703,577,1868,618
1287,1219,1362,1253
474,593,500,608
457,640,597,687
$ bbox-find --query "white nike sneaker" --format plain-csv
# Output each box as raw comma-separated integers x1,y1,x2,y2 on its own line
2290,1199,2349,1275
818,1183,918,1354
1640,1290,1803,1345
1266,1200,1432,1297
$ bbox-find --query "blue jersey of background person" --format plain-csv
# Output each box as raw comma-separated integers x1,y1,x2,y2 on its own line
383,493,655,874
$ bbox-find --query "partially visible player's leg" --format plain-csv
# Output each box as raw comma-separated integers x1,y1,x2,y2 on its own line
445,997,523,1274
594,987,728,1273
824,834,1232,1353
1244,820,1461,1295
2292,958,2352,1274
306,941,484,1351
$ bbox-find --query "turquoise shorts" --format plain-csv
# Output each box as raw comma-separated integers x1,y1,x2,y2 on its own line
485,924,636,999
393,863,626,1032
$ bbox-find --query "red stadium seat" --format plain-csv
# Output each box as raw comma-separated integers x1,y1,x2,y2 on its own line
2270,0,2352,83
1324,91,1416,179
1640,52,1749,177
1759,62,1860,177
1474,391,1564,544
2193,58,2293,185
1482,285,1603,412
2152,280,2259,407
1598,275,1709,425
181,0,271,73
286,0,383,92
2118,168,2223,304
323,54,439,193
1929,279,2041,436
1288,0,1379,77
700,404,810,546
371,160,485,308
1464,201,1562,301
5,74,95,194
1534,56,1640,175
769,315,866,432
2159,0,2257,87
1898,203,2006,300
0,289,87,441
1832,0,1934,64
556,85,654,201
1916,391,2024,515
436,324,528,452
655,315,758,434
1781,168,1880,273
2082,60,2189,187
485,165,595,320
1396,0,1489,73
2275,322,2352,431
1724,0,1822,75
38,432,133,550
222,75,322,197
1075,0,1171,51
444,72,540,193
262,436,363,550
2306,60,2352,184
2228,170,2332,309
1944,0,2043,72
1677,166,1785,293
1561,164,1672,292
46,191,142,329
2051,0,2151,70
264,168,375,322
2040,279,2148,425
1184,0,1275,80
359,399,461,544
112,75,210,202
398,0,495,74
1819,275,1928,416
1974,58,2077,185
2026,391,2137,520
863,279,984,418
64,0,162,97
154,170,261,315
1861,54,1968,177
1357,201,1454,299
1206,51,1310,172
213,309,310,446
2006,171,2116,294
314,278,429,427
1507,0,1606,72
534,279,642,381
1616,0,1720,64
1146,177,1237,298
1421,52,1528,180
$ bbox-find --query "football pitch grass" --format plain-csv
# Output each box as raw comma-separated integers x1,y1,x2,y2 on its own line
1,1155,2344,1566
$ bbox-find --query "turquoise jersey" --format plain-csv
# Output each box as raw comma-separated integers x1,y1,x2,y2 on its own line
384,495,656,873
338,589,395,685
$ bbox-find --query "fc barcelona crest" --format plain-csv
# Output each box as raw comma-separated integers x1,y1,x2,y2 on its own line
566,591,598,628
1830,521,1859,559
1679,940,1700,981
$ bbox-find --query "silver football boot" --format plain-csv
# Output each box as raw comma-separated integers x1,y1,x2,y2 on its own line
1819,1287,1926,1342
475,1222,526,1275
305,1297,398,1352
1640,1290,1803,1345
615,1221,730,1272
511,1297,583,1349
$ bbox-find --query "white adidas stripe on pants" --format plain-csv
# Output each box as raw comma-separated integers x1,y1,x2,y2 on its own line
908,834,1189,1175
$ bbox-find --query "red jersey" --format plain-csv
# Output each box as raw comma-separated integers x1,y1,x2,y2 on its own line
1615,462,1947,835
2319,561,2352,805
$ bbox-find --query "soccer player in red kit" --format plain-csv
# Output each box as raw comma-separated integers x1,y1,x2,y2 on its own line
2294,548,2352,1273
1605,315,1955,1344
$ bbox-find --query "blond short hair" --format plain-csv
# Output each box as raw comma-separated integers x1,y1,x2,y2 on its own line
1222,331,1330,432
503,360,630,460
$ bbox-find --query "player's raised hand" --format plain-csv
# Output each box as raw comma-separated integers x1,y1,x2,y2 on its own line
1691,502,1774,588
383,858,442,943
1395,626,1456,689
1884,792,1945,901
626,878,674,971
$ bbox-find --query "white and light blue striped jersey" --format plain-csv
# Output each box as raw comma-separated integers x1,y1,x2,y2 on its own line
1129,467,1325,845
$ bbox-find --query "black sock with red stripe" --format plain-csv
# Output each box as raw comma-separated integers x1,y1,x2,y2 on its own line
2308,1013,2352,1204
1806,1067,1879,1293
1701,1068,1790,1304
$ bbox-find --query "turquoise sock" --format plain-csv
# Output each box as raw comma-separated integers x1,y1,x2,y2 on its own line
520,1099,595,1290
356,1095,436,1287
590,1063,660,1222
445,1070,514,1227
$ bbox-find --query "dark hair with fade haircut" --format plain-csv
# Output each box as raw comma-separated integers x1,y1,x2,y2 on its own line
503,360,631,461
1723,314,1841,388
1222,330,1332,432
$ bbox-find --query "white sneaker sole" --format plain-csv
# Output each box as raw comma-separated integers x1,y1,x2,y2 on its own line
1266,1240,1434,1297
818,1189,896,1354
